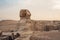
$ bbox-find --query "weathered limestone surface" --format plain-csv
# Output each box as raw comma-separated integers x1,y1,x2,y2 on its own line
18,9,35,31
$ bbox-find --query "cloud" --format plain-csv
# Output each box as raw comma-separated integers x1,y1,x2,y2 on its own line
18,0,54,10
0,0,18,9
52,0,60,9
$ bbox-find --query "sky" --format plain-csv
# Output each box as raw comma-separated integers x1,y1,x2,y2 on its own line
0,0,60,20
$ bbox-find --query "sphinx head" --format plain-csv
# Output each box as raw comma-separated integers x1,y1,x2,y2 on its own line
20,9,31,19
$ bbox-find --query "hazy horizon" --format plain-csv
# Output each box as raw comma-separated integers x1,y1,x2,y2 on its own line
0,0,60,20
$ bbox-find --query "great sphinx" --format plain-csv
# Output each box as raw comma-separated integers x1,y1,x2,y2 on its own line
17,9,34,31
17,9,60,31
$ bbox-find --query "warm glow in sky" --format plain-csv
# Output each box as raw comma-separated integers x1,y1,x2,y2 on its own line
0,0,60,20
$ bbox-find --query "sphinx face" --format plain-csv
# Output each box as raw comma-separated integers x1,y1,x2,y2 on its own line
20,9,31,19
20,9,26,17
